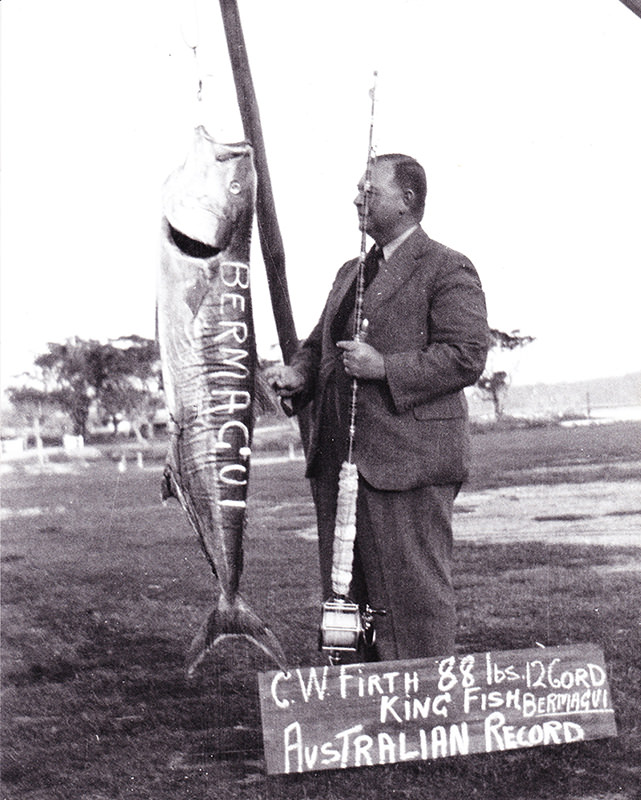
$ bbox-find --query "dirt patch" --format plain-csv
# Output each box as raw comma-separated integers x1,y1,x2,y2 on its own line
454,480,641,548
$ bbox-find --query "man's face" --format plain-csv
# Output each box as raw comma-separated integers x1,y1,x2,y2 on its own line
354,161,407,244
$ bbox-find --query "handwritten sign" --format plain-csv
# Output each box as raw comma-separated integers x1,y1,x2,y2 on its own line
258,643,616,775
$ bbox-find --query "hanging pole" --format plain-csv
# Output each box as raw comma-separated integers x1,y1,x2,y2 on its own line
617,0,641,20
218,1,295,361
218,0,308,449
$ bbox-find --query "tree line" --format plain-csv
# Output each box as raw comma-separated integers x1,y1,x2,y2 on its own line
4,328,534,447
5,335,164,446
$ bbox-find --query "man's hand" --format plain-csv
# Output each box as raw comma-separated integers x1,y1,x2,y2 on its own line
264,364,306,398
336,340,386,380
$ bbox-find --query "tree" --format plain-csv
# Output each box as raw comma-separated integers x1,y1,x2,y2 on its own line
26,336,162,440
95,336,163,442
5,384,61,459
476,328,535,420
33,337,114,438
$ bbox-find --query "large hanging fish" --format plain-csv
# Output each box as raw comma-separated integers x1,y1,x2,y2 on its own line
157,125,287,677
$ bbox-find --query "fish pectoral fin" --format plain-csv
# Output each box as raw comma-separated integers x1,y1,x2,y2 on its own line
183,269,211,317
185,593,288,678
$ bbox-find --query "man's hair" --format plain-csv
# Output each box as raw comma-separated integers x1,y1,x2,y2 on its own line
376,153,427,220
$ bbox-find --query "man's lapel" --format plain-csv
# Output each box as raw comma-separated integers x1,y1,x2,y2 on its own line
325,258,360,325
364,227,431,316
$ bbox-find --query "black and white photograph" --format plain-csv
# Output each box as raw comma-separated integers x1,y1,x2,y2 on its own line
1,1,640,798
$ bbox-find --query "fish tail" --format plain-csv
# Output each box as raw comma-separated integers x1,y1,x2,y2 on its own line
185,593,288,678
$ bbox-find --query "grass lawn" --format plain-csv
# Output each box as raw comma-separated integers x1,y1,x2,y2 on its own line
1,421,640,799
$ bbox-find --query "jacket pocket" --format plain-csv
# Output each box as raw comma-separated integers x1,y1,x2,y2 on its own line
412,391,466,420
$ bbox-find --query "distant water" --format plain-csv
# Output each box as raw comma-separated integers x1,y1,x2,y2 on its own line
558,405,641,428
468,401,641,425
584,405,641,422
466,373,641,423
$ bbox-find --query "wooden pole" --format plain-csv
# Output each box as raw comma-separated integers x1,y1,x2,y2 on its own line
218,0,297,363
617,0,641,20
218,0,309,449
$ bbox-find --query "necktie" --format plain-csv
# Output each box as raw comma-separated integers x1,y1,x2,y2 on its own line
363,245,382,288
331,246,382,343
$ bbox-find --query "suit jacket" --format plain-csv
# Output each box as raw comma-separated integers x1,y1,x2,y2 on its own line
291,226,489,491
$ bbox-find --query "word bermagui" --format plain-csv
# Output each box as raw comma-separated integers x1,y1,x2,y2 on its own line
258,644,616,775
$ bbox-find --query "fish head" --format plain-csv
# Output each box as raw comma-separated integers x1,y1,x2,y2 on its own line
163,126,256,252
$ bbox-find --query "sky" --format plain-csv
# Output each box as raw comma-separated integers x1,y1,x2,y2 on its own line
1,0,640,395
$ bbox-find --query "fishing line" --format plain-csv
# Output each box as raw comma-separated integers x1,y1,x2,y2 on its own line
176,0,242,142
179,0,204,104
178,0,216,108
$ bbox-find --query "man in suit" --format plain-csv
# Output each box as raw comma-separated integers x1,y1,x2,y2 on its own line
266,153,489,661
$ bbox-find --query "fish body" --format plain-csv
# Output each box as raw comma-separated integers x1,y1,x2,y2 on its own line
157,126,286,676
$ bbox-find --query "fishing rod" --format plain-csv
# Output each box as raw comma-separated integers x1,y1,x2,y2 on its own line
348,70,378,462
319,72,386,665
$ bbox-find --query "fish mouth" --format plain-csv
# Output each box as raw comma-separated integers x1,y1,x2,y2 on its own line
168,223,222,259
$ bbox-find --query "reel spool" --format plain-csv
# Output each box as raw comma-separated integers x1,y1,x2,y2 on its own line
319,596,384,665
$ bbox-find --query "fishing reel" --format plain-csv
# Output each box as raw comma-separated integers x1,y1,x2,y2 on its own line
319,596,386,665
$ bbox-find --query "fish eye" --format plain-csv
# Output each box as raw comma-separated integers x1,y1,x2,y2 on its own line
229,180,241,195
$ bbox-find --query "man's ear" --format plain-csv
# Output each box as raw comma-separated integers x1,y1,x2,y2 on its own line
403,188,415,209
